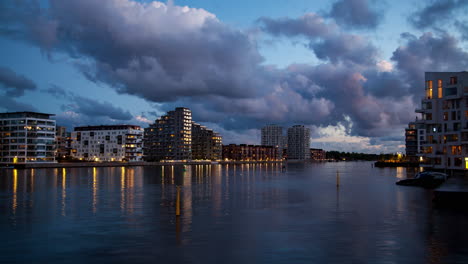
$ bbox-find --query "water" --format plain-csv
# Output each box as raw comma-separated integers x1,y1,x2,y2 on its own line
1,162,468,264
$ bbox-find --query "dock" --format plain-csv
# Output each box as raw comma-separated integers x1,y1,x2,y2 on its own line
433,177,468,207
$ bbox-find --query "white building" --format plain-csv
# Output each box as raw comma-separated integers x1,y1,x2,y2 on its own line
417,71,468,170
261,124,284,159
0,112,56,164
71,125,143,162
287,125,310,160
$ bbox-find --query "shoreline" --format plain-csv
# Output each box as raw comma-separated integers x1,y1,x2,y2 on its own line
5,160,285,169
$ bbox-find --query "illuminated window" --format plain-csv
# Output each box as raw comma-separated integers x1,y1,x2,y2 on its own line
426,80,433,99
438,79,443,98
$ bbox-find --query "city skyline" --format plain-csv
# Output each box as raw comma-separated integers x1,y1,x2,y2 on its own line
1,0,468,153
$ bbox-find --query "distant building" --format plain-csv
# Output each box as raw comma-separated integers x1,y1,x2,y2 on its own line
287,125,310,160
144,107,192,161
310,148,326,161
192,122,222,160
71,125,143,162
222,144,278,161
261,124,284,159
0,112,56,164
56,126,72,159
416,71,468,169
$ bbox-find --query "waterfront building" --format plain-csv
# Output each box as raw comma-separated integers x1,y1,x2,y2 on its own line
287,125,310,160
261,124,285,159
222,144,278,161
192,122,222,160
71,125,143,162
0,112,56,164
405,121,425,162
56,126,72,159
417,72,468,169
144,107,192,161
310,148,326,161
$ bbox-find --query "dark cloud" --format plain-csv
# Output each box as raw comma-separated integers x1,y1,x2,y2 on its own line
0,0,271,102
258,13,335,38
44,84,133,121
0,66,37,112
408,0,468,30
259,13,378,66
0,66,37,96
328,0,383,30
391,32,468,96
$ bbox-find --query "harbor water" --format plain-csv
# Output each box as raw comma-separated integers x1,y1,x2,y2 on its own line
1,161,468,263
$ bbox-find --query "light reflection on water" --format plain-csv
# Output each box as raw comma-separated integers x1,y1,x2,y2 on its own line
1,162,468,264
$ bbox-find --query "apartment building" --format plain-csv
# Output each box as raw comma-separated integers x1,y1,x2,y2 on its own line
144,107,192,161
192,122,222,160
261,124,285,159
71,125,143,162
0,112,56,164
287,125,311,160
222,144,278,161
417,72,468,169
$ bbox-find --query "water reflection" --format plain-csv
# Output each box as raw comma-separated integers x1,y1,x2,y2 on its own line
1,163,468,263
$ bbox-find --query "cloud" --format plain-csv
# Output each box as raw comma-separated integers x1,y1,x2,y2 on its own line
0,66,37,111
44,84,133,121
1,0,270,102
258,13,335,39
0,66,37,96
258,13,378,66
328,0,383,30
408,0,468,30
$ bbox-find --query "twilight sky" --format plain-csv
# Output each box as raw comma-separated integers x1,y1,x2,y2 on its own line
1,0,468,153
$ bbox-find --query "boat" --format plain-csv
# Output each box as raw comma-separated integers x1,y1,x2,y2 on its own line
395,171,448,189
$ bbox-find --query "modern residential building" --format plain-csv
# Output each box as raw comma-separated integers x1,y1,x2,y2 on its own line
71,125,143,162
56,126,72,159
222,144,278,161
261,124,285,159
192,122,222,160
417,71,468,170
0,112,56,164
405,121,425,162
287,125,310,160
310,148,326,161
144,107,192,161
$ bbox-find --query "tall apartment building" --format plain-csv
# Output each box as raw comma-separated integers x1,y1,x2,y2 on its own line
417,72,468,170
287,125,311,160
0,112,56,164
405,121,425,162
71,125,143,162
192,122,222,160
144,107,192,161
261,124,284,159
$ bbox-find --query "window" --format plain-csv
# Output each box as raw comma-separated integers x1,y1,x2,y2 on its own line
426,80,433,99
443,112,449,121
438,79,443,98
450,76,458,85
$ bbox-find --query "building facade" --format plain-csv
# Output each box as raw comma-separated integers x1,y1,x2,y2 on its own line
144,107,192,161
310,148,326,161
222,144,278,161
56,126,72,159
261,124,284,159
405,121,425,162
417,72,468,170
287,125,310,160
192,122,222,160
0,112,56,164
71,125,143,162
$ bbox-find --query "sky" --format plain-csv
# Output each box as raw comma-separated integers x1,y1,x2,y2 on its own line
1,0,468,153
